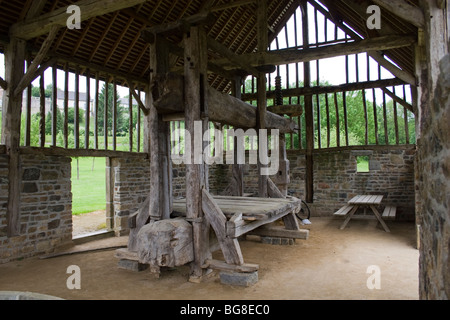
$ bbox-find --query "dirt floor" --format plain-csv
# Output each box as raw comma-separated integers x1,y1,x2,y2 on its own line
0,215,419,300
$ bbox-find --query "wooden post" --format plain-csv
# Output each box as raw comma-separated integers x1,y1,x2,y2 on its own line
301,0,314,203
184,25,211,281
148,35,172,222
1,37,26,236
231,76,244,196
257,0,268,198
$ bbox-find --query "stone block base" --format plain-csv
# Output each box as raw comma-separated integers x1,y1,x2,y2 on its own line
117,259,149,272
219,271,258,287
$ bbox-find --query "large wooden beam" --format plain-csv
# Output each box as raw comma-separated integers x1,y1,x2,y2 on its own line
213,35,416,70
10,0,148,40
151,73,298,133
371,0,425,28
1,38,27,237
242,78,407,101
184,26,212,282
206,36,259,77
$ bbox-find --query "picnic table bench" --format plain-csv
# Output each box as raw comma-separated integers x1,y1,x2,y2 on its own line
334,195,396,232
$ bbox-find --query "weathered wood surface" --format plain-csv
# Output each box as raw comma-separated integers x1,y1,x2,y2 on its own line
213,35,416,70
127,197,150,252
174,194,302,239
247,224,309,240
151,73,298,133
2,37,26,237
136,218,194,272
184,26,212,281
11,0,149,40
204,259,259,273
202,189,244,265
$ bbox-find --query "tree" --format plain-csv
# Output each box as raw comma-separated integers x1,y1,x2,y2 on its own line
31,84,52,98
97,83,127,136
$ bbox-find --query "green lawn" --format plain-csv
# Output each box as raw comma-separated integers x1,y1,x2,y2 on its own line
71,157,106,215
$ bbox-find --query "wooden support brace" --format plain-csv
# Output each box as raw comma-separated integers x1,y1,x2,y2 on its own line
381,87,414,113
14,25,60,97
127,80,149,115
0,76,7,90
202,189,244,266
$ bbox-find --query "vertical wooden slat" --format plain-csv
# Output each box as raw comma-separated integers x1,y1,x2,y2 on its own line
382,91,389,145
63,64,69,149
129,87,133,152
74,67,80,149
343,92,349,146
137,88,141,152
392,86,399,145
104,79,109,150
325,93,330,148
51,65,57,147
25,57,32,146
94,73,99,150
113,79,117,151
334,92,340,147
85,69,90,149
362,89,369,145
39,73,45,148
403,85,410,144
372,88,379,145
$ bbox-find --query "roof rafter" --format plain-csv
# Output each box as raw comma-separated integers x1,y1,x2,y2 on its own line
10,0,148,40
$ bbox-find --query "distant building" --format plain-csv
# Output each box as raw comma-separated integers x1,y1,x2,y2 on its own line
0,88,137,116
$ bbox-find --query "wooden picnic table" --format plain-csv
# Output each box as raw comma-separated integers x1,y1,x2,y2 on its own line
335,195,391,232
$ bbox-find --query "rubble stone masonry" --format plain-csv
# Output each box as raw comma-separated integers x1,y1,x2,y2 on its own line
0,154,72,263
417,54,450,300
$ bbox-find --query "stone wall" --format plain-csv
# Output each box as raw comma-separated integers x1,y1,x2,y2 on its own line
417,54,450,300
206,146,416,219
108,157,150,236
109,146,416,228
0,154,72,263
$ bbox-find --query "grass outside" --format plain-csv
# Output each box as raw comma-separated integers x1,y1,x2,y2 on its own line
71,157,106,215
357,158,369,172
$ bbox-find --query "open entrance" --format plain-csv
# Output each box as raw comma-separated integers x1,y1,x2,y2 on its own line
71,157,108,239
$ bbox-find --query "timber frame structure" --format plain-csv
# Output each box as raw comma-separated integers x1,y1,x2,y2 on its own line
0,0,449,295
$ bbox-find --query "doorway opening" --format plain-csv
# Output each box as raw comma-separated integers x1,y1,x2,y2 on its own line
71,157,108,239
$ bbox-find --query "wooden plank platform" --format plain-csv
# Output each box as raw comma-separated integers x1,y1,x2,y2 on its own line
173,195,302,222
173,195,303,239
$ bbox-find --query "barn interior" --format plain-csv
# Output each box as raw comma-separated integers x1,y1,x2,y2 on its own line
0,0,448,300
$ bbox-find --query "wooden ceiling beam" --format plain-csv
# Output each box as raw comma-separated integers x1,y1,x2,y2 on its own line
10,0,148,40
213,34,416,70
370,0,425,29
208,0,256,12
